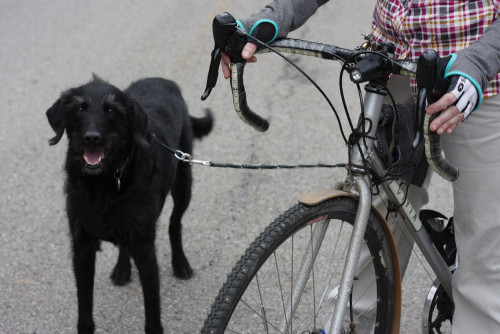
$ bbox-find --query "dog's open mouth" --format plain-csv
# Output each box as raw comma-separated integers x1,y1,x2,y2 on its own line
83,150,105,170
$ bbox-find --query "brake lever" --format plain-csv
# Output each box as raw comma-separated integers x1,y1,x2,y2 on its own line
201,12,270,132
201,12,242,101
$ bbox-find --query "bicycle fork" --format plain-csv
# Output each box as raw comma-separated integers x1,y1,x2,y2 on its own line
325,89,385,334
328,176,372,334
277,176,372,334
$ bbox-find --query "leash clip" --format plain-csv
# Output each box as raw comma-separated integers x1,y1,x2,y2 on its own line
174,150,211,166
175,150,193,163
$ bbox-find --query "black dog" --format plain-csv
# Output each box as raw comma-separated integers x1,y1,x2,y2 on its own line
46,75,213,333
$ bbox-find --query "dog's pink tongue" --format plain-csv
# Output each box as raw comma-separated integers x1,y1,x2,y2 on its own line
84,150,104,164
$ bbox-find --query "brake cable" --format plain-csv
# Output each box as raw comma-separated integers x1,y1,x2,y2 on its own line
241,28,351,144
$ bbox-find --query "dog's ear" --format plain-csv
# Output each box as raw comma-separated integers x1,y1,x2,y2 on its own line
128,98,149,149
46,97,65,145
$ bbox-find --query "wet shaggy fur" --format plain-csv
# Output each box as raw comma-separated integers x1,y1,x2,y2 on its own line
46,76,213,334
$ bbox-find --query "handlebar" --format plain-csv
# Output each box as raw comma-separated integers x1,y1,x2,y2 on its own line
416,50,459,181
202,12,459,182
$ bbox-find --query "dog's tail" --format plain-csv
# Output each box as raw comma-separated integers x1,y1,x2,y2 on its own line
191,108,214,139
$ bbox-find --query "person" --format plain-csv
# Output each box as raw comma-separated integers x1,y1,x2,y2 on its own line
219,1,500,333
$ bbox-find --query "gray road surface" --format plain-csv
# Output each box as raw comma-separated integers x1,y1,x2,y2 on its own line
0,1,453,333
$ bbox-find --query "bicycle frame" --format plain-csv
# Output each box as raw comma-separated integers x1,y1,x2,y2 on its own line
287,82,454,334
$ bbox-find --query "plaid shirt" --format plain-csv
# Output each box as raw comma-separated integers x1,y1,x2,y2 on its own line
372,0,500,98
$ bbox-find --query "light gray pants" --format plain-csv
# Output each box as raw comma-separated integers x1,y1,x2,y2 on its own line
388,78,500,332
442,93,500,333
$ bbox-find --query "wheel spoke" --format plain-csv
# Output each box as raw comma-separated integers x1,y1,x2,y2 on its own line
255,273,270,333
274,252,289,332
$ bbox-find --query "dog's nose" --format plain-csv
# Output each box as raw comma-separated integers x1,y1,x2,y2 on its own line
83,131,102,144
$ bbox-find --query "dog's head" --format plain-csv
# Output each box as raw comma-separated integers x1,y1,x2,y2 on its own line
46,75,149,175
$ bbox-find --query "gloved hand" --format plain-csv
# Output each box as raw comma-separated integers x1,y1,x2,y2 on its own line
446,75,478,120
221,19,278,79
427,54,482,134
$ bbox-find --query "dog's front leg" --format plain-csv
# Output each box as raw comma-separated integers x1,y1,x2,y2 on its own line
72,238,98,334
130,243,163,334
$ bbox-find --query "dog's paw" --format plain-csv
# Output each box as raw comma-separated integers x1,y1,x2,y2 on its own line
173,259,193,279
110,266,131,286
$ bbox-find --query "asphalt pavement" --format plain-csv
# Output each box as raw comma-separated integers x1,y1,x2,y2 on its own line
0,1,453,333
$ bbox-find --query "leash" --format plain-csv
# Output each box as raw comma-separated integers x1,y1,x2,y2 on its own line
152,133,345,170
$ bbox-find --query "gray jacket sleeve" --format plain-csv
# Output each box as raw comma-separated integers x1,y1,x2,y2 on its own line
449,19,500,90
240,0,329,39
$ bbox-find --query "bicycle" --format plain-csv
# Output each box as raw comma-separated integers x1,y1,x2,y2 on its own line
200,13,457,334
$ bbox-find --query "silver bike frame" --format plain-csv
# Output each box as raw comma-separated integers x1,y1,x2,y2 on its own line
276,86,454,334
327,88,453,334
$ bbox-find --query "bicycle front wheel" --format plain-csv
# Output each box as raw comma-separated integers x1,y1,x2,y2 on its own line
202,196,400,334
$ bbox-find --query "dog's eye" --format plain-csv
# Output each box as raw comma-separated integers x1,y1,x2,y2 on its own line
106,107,115,114
77,106,85,112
